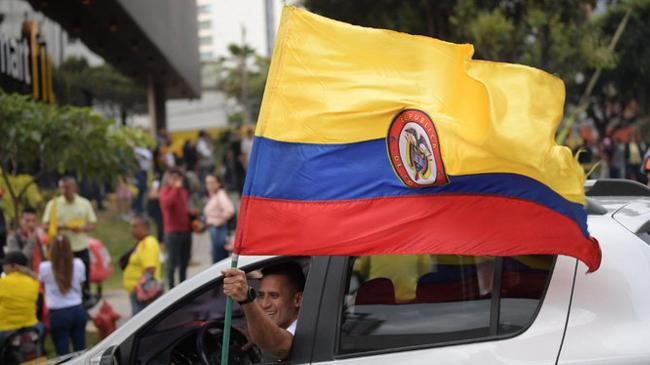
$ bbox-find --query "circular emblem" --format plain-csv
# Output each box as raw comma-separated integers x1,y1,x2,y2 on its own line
386,109,448,188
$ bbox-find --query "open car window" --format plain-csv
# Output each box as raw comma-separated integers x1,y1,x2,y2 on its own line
339,254,555,355
130,257,311,365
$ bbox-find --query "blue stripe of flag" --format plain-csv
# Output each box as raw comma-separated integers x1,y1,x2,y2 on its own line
244,136,588,237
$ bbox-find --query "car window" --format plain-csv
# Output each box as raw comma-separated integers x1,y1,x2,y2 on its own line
133,279,253,364
499,255,555,333
131,258,311,364
338,254,554,355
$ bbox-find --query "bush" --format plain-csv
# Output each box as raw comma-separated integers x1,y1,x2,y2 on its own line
0,173,43,226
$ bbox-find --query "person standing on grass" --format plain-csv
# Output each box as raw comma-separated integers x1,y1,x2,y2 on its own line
6,207,45,272
203,174,235,263
123,216,161,315
159,168,193,289
39,235,87,356
42,176,97,304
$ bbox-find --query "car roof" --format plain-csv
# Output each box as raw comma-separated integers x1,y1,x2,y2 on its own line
586,179,650,234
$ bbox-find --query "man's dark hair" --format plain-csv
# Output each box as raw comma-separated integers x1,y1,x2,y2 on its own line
168,167,184,176
22,207,37,215
262,262,306,293
132,215,150,229
61,176,77,185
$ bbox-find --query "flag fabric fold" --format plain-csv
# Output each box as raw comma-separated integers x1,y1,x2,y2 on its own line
234,6,601,272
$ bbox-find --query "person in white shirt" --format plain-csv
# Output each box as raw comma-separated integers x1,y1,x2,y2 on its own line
203,175,235,263
39,235,87,355
132,146,153,215
222,262,305,360
196,130,215,181
240,128,255,169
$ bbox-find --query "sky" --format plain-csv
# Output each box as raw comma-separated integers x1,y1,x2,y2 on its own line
205,0,286,59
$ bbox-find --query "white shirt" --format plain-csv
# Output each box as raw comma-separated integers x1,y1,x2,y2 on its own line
286,320,297,335
196,138,213,159
39,258,85,310
134,147,153,171
240,136,254,165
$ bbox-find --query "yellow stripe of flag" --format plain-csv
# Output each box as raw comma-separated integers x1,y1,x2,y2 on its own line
257,6,584,204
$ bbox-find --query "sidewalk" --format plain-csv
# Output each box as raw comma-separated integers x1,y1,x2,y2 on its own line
88,231,214,327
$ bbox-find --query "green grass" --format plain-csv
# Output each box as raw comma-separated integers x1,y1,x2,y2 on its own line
91,198,164,291
92,208,134,291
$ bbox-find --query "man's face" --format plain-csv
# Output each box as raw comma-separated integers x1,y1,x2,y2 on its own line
130,219,147,240
20,212,37,232
256,274,302,329
63,181,77,201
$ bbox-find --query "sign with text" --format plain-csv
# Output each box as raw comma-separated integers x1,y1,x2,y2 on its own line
0,21,54,103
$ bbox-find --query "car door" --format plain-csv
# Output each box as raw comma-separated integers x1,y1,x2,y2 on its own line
557,214,650,364
310,254,577,365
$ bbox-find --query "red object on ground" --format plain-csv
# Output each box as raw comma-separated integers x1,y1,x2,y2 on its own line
89,238,114,283
92,300,121,339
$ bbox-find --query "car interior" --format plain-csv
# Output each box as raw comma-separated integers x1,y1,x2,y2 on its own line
129,257,311,365
340,254,554,354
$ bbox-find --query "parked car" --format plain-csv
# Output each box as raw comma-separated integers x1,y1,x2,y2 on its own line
60,179,650,364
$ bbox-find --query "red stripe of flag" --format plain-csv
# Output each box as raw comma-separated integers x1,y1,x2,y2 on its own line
235,194,601,272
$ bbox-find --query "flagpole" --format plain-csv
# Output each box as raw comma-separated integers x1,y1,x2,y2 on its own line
221,253,239,365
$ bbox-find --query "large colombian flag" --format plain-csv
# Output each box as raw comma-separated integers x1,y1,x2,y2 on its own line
234,6,601,272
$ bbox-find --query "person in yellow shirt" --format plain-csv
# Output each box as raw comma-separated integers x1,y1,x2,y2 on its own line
42,177,97,303
0,251,42,345
123,216,161,315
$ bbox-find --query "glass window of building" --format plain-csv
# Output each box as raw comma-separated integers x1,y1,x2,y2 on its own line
199,20,211,31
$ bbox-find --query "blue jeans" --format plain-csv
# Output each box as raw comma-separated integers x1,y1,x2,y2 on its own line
49,304,87,355
131,170,148,215
130,291,145,316
208,224,229,264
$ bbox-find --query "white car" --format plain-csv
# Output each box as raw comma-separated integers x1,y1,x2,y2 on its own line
62,179,650,365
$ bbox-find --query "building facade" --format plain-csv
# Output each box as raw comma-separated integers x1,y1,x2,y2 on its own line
1,0,201,132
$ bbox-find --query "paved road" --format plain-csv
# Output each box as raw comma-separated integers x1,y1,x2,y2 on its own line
89,231,214,328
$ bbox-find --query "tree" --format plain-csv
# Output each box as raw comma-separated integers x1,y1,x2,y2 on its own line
457,0,615,102
0,91,149,227
304,0,458,40
53,57,147,125
216,44,270,126
597,0,650,114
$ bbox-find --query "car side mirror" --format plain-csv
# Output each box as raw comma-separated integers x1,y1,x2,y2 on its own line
99,345,120,365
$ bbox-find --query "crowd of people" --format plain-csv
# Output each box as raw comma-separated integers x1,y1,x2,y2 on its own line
0,127,255,358
569,97,650,184
141,127,251,290
0,177,96,357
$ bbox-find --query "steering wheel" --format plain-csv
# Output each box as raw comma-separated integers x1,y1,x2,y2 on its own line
196,319,262,365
